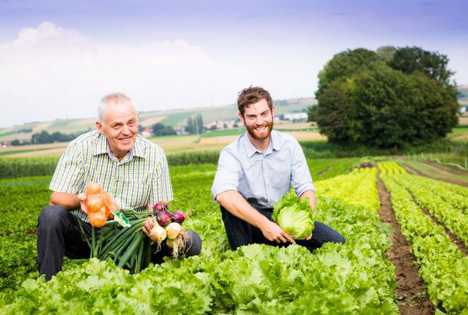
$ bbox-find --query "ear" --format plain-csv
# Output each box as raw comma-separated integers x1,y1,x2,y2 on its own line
239,112,245,125
272,105,275,117
96,121,104,135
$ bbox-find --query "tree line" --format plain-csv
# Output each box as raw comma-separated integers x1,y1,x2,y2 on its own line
309,46,459,149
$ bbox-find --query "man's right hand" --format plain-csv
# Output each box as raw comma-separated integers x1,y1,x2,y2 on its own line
78,193,88,215
260,220,296,244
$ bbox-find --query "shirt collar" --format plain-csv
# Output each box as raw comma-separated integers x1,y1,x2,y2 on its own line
243,130,282,158
93,133,145,161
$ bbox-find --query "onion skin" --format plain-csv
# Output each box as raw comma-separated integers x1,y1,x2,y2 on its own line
166,222,182,240
88,207,108,227
157,210,172,227
149,224,167,243
172,210,185,224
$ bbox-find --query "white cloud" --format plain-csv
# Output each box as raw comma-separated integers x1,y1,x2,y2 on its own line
0,21,320,128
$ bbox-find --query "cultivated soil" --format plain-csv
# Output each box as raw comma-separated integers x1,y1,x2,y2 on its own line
376,176,435,315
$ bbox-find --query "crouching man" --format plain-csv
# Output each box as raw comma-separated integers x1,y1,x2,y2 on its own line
212,86,344,250
37,92,201,280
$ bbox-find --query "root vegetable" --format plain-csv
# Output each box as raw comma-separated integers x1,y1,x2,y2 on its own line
165,222,182,240
171,210,185,224
88,207,108,227
157,210,172,227
149,223,167,243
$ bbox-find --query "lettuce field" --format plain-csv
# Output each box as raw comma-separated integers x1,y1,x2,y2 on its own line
0,159,467,314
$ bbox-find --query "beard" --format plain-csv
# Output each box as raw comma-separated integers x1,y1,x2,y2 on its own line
245,119,274,141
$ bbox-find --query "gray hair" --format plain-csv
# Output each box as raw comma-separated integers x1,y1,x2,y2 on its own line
98,92,133,122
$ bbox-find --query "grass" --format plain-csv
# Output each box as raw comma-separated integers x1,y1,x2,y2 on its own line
159,112,196,127
200,129,244,138
402,160,468,184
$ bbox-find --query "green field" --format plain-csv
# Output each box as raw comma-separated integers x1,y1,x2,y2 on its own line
0,157,467,313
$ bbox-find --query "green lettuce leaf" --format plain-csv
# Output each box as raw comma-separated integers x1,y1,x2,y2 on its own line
272,190,315,240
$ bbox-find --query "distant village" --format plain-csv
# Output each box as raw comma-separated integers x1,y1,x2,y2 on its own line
139,112,310,138
1,112,311,147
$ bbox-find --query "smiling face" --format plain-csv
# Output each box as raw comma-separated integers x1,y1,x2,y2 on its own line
240,98,275,143
96,98,139,161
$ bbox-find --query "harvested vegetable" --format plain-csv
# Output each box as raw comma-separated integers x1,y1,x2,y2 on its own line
172,210,185,224
156,209,172,227
166,222,182,240
272,190,315,240
153,201,168,214
149,219,167,243
84,182,120,227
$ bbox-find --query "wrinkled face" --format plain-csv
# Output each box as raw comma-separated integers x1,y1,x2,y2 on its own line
240,98,274,141
96,99,139,160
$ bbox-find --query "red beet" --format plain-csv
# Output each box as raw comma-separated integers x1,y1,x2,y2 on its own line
157,210,172,227
172,210,185,224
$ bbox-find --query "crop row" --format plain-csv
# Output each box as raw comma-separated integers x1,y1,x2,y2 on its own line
1,165,399,313
391,174,467,245
381,175,467,313
377,161,407,175
315,168,380,211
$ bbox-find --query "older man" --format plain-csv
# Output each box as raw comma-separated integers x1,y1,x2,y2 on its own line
37,93,201,280
212,86,344,250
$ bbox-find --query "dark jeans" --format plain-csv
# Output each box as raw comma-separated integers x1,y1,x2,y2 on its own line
220,205,345,251
37,205,202,281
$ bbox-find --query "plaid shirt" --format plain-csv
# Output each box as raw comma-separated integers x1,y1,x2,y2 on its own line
49,130,173,222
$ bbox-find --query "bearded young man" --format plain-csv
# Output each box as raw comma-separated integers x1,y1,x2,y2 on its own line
37,93,201,280
211,86,344,250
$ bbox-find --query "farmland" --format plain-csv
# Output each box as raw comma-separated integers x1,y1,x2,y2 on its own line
0,156,467,314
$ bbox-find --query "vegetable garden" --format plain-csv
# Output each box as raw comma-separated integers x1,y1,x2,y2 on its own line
0,158,467,314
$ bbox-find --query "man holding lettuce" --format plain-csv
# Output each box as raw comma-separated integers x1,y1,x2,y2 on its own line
211,86,344,250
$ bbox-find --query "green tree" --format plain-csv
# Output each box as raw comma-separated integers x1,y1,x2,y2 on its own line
315,62,458,148
376,45,396,63
152,123,176,136
186,117,194,134
316,48,379,98
307,105,318,122
388,46,455,90
196,114,204,134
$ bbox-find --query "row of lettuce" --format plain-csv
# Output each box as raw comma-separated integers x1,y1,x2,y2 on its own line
1,159,466,313
1,162,401,313
0,160,356,292
378,162,467,313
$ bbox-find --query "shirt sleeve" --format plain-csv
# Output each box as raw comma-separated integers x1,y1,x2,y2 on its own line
49,141,85,194
211,149,240,202
291,141,316,196
150,150,174,205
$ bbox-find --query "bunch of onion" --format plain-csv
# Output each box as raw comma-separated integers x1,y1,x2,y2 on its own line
76,182,120,257
85,182,119,227
149,201,191,259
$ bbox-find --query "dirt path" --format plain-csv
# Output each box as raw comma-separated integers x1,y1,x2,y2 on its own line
403,164,468,188
377,176,435,315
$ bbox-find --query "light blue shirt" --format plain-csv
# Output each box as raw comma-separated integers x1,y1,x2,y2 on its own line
211,130,315,209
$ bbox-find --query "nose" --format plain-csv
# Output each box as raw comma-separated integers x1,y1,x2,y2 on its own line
121,124,131,134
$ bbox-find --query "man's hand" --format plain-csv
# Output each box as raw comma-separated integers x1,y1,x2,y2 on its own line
142,217,154,237
260,220,296,244
77,193,88,215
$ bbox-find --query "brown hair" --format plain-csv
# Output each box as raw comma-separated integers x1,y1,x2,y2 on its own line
237,86,273,116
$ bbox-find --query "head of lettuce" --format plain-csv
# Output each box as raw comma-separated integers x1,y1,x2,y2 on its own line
272,190,315,240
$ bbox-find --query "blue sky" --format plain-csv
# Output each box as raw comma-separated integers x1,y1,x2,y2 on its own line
0,0,467,127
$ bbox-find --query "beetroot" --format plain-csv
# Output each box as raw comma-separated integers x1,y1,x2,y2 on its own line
172,210,185,224
157,210,172,227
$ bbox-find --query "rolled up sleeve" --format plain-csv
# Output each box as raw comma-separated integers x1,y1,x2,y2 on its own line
211,149,240,202
291,142,315,196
